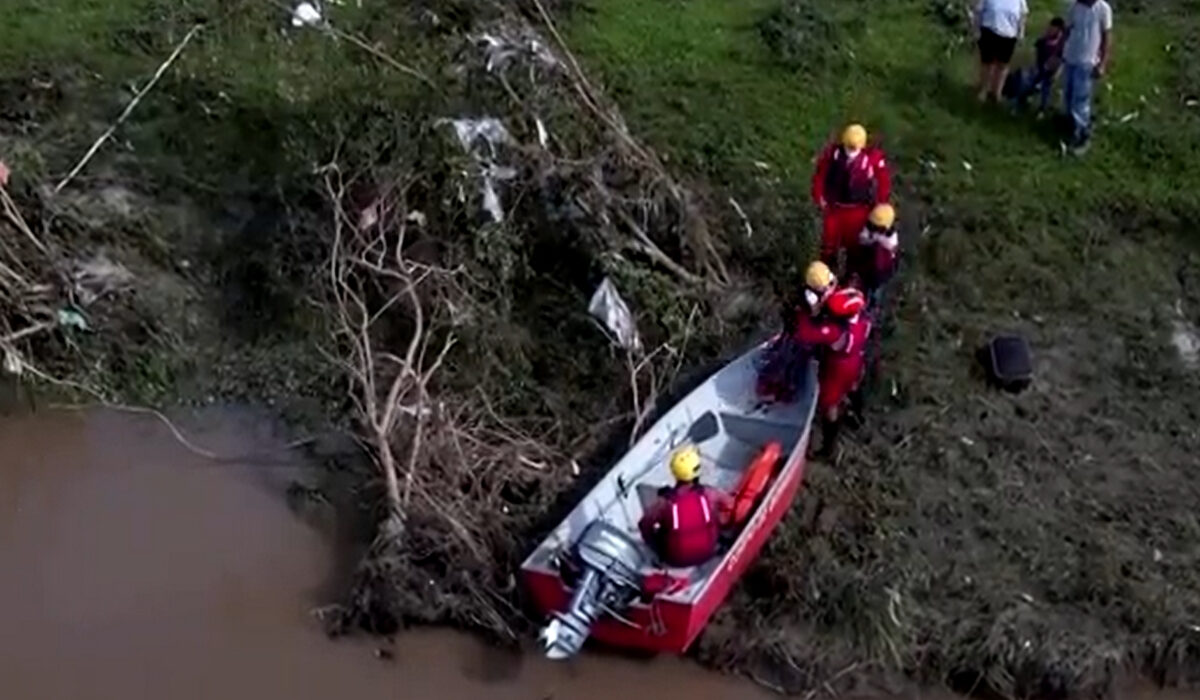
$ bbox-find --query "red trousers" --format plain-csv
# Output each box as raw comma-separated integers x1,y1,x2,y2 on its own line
820,205,871,262
818,352,865,413
815,314,872,413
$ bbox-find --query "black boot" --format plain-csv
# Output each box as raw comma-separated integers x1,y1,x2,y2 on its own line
846,390,865,429
815,418,842,460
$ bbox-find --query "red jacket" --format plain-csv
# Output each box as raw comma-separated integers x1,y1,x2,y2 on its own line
639,484,731,567
792,289,869,356
811,143,892,208
793,310,844,349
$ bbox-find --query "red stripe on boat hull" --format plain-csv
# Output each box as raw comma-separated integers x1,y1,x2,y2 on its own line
521,429,812,655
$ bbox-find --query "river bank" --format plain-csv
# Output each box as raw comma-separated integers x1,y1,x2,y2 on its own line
3,407,1197,700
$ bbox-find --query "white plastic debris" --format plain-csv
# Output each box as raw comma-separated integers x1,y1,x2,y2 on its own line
56,309,89,331
476,25,559,75
962,160,973,172
1119,111,1140,124
481,179,503,223
446,118,511,156
442,118,516,222
291,2,323,27
72,254,134,306
2,348,22,376
535,117,549,148
1172,300,1199,369
588,278,642,352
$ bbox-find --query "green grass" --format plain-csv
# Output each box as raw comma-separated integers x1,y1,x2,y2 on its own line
567,0,1195,211
4,0,1200,693
568,0,1200,694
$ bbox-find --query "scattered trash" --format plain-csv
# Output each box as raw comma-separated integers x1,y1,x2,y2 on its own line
1171,300,1199,369
1119,111,1139,124
1154,549,1164,563
570,460,581,477
406,210,427,227
72,254,134,306
481,180,503,223
962,160,973,172
1019,592,1035,604
445,118,512,158
588,278,642,352
475,25,559,76
2,348,22,376
960,436,975,447
357,203,379,231
56,308,89,331
291,1,323,27
1186,99,1199,108
535,117,549,148
753,160,771,172
442,118,516,222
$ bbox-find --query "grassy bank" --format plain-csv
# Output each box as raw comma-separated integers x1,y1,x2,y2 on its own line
4,0,1200,697
567,0,1200,694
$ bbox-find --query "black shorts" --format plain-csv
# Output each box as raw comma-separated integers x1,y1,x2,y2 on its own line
978,27,1017,64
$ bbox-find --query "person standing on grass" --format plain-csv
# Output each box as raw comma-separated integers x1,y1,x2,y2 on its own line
811,124,892,268
1005,17,1067,115
975,0,1029,102
1061,0,1113,154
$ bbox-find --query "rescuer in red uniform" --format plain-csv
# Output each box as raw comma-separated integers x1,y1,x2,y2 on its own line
812,124,892,267
639,445,733,567
848,203,900,295
792,262,873,458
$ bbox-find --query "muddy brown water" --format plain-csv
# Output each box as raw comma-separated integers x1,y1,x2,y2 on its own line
0,408,779,699
0,408,1193,700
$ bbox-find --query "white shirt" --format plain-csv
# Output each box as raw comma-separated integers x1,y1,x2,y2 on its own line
978,0,1029,39
1063,0,1113,67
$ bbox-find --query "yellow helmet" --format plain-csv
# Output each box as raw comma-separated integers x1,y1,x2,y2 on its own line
669,445,702,482
805,260,835,291
869,203,896,229
841,124,868,151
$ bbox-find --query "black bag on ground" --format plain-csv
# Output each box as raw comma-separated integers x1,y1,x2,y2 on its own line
979,334,1032,392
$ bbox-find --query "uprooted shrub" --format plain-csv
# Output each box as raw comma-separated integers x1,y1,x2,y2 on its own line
316,9,755,640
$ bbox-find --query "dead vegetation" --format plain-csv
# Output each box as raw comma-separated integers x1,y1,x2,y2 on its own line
313,4,750,642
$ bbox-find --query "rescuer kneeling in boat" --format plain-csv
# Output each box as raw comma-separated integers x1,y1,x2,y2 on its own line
792,262,872,458
639,445,733,567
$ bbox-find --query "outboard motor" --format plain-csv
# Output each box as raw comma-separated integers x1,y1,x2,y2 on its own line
538,520,648,660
